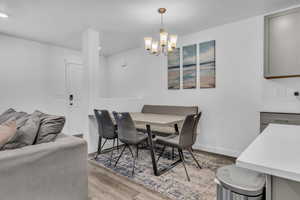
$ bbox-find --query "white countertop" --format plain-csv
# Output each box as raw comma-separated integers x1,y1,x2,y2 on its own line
237,124,300,182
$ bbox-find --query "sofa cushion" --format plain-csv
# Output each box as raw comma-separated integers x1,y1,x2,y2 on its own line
33,111,66,144
0,108,16,124
2,115,41,150
0,121,17,149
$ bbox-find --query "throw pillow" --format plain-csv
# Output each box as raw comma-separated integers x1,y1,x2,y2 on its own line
32,110,65,144
15,113,31,128
4,111,28,123
0,121,17,149
2,115,41,150
0,108,16,124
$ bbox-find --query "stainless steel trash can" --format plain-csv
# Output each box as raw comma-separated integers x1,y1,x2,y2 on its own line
216,165,266,200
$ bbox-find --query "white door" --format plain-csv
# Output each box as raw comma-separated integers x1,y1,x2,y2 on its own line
65,60,84,136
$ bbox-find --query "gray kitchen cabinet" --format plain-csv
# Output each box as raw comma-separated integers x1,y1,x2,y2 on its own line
264,7,300,79
260,112,300,132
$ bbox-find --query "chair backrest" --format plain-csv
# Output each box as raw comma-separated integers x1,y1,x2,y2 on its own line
141,105,198,116
179,113,202,148
94,109,116,139
192,112,202,145
113,112,139,144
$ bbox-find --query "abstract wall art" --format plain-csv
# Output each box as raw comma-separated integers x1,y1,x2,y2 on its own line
168,48,180,89
199,40,216,88
183,44,197,89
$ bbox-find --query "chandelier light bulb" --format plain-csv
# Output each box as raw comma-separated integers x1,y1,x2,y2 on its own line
144,37,153,51
160,30,168,47
151,41,159,54
169,35,178,49
168,42,173,52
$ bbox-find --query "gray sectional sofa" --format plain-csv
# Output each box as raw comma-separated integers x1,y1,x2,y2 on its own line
0,108,88,200
0,134,88,200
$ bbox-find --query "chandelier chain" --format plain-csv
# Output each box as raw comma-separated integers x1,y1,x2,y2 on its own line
144,8,177,56
161,13,164,28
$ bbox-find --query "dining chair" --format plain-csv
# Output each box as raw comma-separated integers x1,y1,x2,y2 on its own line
155,113,202,181
94,109,119,165
112,112,148,176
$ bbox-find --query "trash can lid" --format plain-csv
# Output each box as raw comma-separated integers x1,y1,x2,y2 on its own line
216,165,266,196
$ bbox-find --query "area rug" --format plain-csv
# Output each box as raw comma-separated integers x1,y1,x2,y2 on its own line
92,146,234,200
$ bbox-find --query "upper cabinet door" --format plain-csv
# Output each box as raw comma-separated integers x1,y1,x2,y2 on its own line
264,7,300,79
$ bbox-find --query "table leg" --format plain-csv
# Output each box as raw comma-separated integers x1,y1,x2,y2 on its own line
146,124,159,176
147,124,183,176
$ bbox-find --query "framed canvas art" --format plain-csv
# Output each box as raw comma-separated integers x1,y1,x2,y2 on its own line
199,40,216,88
183,44,197,89
168,48,180,89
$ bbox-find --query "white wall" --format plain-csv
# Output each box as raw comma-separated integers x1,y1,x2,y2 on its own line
98,55,109,98
0,34,78,113
106,16,300,157
0,33,110,136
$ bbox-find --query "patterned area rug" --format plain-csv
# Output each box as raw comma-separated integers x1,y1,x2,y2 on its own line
92,146,234,200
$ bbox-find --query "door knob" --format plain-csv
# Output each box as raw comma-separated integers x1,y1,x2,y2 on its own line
69,94,74,105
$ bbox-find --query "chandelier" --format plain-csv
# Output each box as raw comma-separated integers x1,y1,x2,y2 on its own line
144,8,178,56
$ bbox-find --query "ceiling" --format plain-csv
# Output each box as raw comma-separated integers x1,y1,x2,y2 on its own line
0,0,299,56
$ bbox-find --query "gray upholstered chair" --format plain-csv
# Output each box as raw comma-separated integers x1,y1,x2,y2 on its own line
155,113,202,181
140,105,199,159
113,112,148,176
94,109,119,164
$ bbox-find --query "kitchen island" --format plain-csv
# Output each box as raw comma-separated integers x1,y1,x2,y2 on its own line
237,124,300,200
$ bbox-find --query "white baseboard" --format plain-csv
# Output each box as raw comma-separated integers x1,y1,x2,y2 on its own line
193,144,240,158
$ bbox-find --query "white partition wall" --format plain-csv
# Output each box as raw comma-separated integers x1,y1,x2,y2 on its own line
82,28,101,153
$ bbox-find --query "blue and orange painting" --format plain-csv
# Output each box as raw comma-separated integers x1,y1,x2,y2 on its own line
183,44,197,89
199,40,216,88
168,48,180,89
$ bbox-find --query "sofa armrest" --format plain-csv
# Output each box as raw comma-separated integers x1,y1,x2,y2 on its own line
0,134,88,200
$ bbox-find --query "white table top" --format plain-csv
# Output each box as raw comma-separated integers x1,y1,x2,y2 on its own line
130,112,185,126
89,112,185,126
237,124,300,182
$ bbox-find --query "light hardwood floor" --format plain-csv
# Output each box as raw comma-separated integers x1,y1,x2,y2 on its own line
88,160,170,200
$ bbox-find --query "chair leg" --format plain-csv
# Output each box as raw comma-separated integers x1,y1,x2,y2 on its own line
172,147,175,160
101,139,107,150
132,154,136,176
127,145,136,176
95,136,102,159
127,145,134,158
157,145,166,163
136,145,139,159
179,149,190,182
114,145,127,167
117,137,119,153
109,139,115,166
188,148,202,169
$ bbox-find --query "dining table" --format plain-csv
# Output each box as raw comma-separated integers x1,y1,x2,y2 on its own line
89,112,186,176
128,112,186,176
